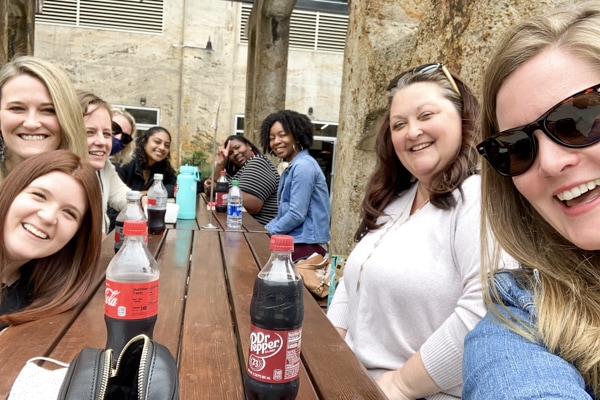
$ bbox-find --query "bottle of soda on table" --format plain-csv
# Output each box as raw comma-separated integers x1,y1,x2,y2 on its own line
227,179,243,229
114,190,146,253
147,173,168,234
105,220,160,356
215,169,229,212
245,235,304,400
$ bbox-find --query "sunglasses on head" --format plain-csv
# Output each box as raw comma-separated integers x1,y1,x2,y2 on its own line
386,62,461,95
477,83,600,177
112,121,133,145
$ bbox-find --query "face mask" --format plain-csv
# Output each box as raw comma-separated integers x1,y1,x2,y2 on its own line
111,137,125,156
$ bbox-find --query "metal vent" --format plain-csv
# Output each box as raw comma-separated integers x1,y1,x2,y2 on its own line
240,4,347,53
35,0,164,34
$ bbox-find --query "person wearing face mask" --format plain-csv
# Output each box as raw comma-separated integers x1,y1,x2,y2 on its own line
116,126,177,200
110,108,136,167
77,90,129,235
0,56,88,183
204,135,279,225
0,150,103,331
259,110,331,261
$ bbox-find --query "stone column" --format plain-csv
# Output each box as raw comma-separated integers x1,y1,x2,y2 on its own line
244,0,297,145
330,0,569,256
0,0,35,64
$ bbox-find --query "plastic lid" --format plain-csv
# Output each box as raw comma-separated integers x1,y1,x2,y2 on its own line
270,235,294,251
126,190,142,200
154,173,163,180
231,179,239,186
123,220,147,236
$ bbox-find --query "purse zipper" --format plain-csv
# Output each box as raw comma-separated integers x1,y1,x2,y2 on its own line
99,349,114,400
113,334,151,400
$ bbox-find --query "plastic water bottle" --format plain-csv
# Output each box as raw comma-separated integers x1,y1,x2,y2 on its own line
226,179,243,229
114,190,146,253
147,173,168,234
245,235,303,400
176,164,200,220
105,220,159,357
215,169,229,213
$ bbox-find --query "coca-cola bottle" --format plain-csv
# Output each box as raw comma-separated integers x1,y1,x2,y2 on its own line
215,169,229,212
114,190,146,253
147,173,168,234
105,220,160,356
245,235,304,400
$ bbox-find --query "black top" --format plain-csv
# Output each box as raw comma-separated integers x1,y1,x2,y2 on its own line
0,264,33,330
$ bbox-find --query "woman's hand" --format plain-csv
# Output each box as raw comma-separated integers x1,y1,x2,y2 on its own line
204,178,213,194
215,140,231,169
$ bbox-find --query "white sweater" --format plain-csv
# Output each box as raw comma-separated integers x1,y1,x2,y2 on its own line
327,175,484,399
98,161,129,234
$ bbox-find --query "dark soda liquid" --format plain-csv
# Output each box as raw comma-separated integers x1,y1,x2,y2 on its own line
245,279,304,400
147,208,166,234
105,315,157,357
215,182,229,212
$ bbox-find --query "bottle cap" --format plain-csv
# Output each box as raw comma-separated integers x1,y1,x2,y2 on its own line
154,173,163,180
124,220,148,236
231,179,239,186
270,235,294,251
220,169,226,176
126,190,142,200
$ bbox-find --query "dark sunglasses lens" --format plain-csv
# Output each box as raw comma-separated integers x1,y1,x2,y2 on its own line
120,133,133,145
112,121,123,136
484,131,535,176
546,93,600,146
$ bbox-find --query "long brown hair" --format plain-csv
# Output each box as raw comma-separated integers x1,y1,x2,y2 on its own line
0,150,103,326
480,1,600,395
354,66,479,241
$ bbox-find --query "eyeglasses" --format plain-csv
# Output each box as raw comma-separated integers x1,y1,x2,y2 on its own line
477,83,600,177
386,63,460,95
112,121,133,145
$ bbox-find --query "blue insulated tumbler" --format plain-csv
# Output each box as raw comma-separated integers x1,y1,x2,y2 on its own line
176,165,200,219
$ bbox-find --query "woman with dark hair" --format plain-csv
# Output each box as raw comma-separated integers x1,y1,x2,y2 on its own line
259,110,331,261
0,150,103,330
204,135,279,225
327,64,491,399
116,126,177,199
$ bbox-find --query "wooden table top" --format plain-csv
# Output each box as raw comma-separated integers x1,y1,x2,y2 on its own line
0,211,385,399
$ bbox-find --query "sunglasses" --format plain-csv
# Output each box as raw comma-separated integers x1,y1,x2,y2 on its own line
112,121,133,145
477,83,600,177
386,62,460,95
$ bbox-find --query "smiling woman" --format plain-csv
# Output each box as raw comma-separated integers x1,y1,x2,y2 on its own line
0,56,88,183
0,150,103,330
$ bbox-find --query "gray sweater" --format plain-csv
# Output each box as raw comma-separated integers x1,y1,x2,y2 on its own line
327,175,484,399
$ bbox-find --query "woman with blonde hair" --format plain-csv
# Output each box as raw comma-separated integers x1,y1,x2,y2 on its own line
463,2,600,398
0,150,103,330
0,56,87,182
110,108,137,166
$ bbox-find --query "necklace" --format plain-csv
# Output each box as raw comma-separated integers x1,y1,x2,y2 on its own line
355,195,429,292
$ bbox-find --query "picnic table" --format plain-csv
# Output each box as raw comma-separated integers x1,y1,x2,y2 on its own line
0,196,386,399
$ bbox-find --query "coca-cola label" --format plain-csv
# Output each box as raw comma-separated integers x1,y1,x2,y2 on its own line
105,279,159,319
246,325,302,383
216,192,227,207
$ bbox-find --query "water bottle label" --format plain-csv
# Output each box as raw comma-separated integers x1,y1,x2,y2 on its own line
246,326,302,383
227,204,242,217
105,278,159,319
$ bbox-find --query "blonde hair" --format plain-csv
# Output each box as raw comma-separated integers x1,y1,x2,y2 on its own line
110,108,137,165
0,56,88,181
480,1,600,394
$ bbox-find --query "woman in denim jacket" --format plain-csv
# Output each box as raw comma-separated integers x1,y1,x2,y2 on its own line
259,110,331,261
463,2,600,398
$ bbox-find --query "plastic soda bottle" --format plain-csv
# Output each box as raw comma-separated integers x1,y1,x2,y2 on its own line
176,164,200,219
114,190,146,253
226,179,243,229
147,173,168,234
215,169,229,212
105,220,160,356
245,235,304,400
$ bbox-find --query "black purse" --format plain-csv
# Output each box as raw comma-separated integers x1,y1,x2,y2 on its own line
58,334,179,400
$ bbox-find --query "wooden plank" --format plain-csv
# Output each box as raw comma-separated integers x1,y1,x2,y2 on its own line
220,231,319,400
179,230,245,399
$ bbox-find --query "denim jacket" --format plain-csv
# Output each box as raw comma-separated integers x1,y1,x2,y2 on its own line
462,270,594,399
265,150,331,244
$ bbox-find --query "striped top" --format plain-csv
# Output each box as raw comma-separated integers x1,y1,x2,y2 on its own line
230,154,279,225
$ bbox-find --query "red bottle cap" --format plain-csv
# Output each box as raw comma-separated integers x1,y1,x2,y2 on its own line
123,220,148,236
270,235,294,251
220,169,226,176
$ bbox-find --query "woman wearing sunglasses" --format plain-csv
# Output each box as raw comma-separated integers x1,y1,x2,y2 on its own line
463,2,600,399
110,108,137,166
327,63,488,399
